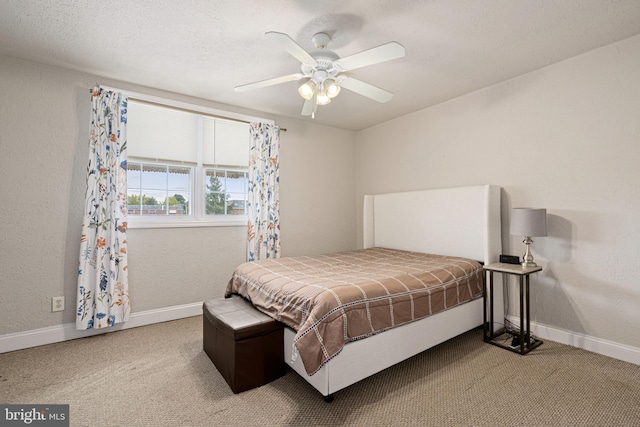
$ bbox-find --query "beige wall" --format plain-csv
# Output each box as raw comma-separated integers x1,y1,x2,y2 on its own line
277,117,357,257
355,35,640,351
0,55,356,335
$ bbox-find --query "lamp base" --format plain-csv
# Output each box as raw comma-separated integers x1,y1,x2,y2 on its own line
521,237,537,268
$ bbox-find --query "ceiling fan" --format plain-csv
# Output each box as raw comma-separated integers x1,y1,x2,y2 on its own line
234,31,406,118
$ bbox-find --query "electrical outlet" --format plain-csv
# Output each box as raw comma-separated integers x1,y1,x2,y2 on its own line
52,296,65,312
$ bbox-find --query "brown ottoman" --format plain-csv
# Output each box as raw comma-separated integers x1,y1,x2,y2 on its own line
203,296,285,393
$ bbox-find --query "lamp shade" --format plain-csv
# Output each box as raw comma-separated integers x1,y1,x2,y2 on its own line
324,79,341,98
316,90,331,105
510,208,547,237
298,80,316,100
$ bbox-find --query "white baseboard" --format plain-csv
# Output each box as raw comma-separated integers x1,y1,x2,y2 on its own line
4,308,639,367
0,302,203,354
508,316,640,366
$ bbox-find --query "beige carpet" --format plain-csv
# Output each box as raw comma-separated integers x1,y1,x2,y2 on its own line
1,316,639,426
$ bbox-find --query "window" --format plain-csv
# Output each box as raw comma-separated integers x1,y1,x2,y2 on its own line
126,98,252,227
205,169,248,215
126,163,191,216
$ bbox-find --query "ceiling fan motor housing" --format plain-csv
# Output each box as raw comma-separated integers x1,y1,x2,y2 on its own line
312,32,331,49
302,58,339,86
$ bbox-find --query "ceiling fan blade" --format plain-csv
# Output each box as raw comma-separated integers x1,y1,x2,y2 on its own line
334,42,405,72
266,31,317,65
301,98,314,116
339,77,394,103
301,95,320,117
235,73,305,92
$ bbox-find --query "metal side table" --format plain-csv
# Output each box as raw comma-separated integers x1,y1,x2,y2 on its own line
483,262,543,355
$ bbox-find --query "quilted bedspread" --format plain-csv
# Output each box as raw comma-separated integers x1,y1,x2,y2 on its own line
225,247,483,375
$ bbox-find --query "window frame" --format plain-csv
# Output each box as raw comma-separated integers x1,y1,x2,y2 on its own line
114,88,273,229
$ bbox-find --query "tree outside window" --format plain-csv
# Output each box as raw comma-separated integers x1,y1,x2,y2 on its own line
206,175,230,215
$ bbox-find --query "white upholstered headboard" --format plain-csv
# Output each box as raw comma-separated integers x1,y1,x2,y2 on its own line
363,185,501,264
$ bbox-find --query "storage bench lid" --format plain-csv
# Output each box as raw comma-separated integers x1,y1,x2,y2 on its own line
203,296,284,340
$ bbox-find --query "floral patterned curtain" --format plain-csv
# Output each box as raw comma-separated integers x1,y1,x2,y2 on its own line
247,122,281,261
77,87,130,330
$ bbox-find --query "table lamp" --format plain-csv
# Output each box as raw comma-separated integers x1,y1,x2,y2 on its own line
510,208,547,267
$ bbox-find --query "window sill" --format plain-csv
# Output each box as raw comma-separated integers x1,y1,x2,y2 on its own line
128,217,246,229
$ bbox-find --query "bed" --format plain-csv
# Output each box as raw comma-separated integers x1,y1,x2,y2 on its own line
226,185,502,400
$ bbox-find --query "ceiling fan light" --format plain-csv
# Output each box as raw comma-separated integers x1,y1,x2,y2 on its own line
325,79,341,98
316,90,331,105
298,80,316,100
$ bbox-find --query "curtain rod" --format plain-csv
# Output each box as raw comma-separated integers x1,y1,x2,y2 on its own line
88,86,286,131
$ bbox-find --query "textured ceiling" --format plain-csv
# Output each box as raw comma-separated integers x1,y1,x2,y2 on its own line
1,0,640,131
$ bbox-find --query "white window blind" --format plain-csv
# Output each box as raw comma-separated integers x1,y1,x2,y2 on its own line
128,100,249,166
202,117,249,167
127,101,198,163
